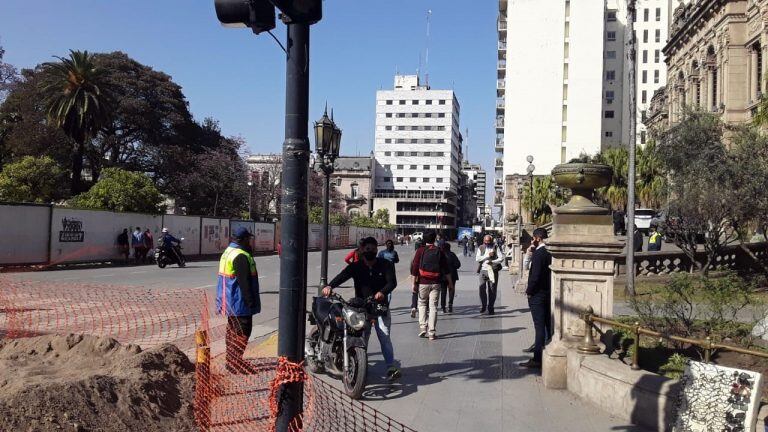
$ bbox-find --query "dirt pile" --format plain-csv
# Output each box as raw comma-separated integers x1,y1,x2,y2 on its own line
0,334,197,432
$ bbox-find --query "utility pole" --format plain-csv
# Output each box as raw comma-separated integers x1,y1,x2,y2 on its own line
626,0,638,297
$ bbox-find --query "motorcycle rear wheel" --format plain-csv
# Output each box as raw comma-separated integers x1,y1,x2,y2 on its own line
158,261,166,269
343,347,367,400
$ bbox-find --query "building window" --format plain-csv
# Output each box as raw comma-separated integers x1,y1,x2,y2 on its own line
396,113,406,118
606,70,616,80
399,100,406,105
643,30,648,43
385,126,392,131
641,110,647,122
386,100,393,105
642,70,648,83
397,126,405,131
410,177,416,182
410,164,417,169
423,151,431,156
424,139,432,144
642,90,648,104
641,131,647,144
437,126,446,131
350,184,359,198
385,113,392,118
412,100,419,105
436,178,444,183
396,177,403,182
426,100,432,105
654,50,660,63
396,152,404,156
410,139,417,143
438,113,446,118
437,165,444,170
423,178,430,182
655,29,661,43
383,177,391,182
655,7,661,21
437,139,445,143
384,151,391,156
607,31,616,42
385,139,392,143
423,165,430,170
642,50,648,63
410,152,417,156
439,100,446,105
654,70,659,84
436,152,445,156
606,50,616,59
605,131,613,137
607,11,616,21
397,164,404,169
384,164,390,169
605,110,615,118
643,8,649,21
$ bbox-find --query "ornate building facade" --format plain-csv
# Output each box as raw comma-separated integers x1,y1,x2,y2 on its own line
655,0,768,133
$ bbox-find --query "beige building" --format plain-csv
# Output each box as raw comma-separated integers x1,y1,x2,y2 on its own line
330,156,374,217
655,0,768,132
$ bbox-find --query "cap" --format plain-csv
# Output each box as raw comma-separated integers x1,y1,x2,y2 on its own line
233,226,254,239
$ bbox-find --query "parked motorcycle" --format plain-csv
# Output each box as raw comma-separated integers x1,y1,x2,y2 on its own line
154,238,186,268
305,293,387,399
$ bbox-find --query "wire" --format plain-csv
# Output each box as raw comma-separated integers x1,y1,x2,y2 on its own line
267,30,287,54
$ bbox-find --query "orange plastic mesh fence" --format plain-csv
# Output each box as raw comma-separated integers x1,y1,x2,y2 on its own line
0,276,417,432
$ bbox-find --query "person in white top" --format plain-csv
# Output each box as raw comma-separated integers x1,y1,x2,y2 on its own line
475,235,504,315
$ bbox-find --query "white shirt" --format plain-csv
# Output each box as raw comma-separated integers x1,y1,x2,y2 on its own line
475,244,504,272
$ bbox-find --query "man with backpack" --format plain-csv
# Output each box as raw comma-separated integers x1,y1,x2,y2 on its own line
476,234,504,315
410,231,451,340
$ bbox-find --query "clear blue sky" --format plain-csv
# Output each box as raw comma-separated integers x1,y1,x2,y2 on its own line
0,0,498,203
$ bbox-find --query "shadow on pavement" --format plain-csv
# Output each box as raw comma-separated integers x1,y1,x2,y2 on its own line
438,326,525,340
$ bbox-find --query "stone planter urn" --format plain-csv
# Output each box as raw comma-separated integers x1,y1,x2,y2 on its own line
551,163,612,215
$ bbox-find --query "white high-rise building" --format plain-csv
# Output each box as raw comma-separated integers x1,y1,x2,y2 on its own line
373,75,462,236
461,161,487,220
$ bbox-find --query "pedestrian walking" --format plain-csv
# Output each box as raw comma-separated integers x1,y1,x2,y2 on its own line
632,224,643,253
520,228,552,369
377,239,400,264
469,237,476,253
323,236,401,381
462,237,469,257
440,242,461,313
131,227,144,264
411,231,450,340
476,235,504,315
116,228,129,264
216,227,261,373
143,228,154,261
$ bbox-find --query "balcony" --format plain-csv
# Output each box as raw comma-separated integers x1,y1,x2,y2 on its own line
495,158,504,169
495,117,504,129
497,79,505,90
498,18,507,31
497,59,506,70
498,41,506,51
496,98,505,109
495,139,504,152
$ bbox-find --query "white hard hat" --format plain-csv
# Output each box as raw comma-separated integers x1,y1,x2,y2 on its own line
162,228,168,233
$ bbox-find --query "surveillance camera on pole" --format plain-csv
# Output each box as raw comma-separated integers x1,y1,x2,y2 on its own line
212,1,322,430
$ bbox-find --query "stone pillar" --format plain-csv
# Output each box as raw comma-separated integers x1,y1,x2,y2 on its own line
751,48,759,100
707,68,715,110
541,163,624,389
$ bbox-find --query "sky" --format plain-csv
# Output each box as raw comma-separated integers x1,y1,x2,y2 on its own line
0,0,498,204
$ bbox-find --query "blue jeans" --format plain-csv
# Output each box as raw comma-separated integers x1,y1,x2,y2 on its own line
363,312,395,367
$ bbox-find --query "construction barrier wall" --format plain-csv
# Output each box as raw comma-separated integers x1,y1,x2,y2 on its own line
1,203,395,266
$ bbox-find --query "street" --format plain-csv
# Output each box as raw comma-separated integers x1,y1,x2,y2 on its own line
10,244,640,431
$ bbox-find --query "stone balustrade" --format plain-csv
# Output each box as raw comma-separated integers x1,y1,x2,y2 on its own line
614,242,768,277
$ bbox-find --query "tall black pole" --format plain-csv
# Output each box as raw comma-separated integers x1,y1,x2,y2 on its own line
626,0,638,297
319,168,330,292
276,21,310,431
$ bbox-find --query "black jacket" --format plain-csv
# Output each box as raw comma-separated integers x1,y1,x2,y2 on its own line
329,258,397,305
526,246,552,296
445,250,461,283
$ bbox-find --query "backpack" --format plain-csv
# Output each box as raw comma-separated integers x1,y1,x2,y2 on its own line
418,245,442,280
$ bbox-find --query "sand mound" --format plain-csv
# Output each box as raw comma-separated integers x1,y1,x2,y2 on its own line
0,334,197,432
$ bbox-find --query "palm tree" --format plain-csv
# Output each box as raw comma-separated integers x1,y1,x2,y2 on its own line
636,141,667,209
522,176,567,225
596,147,629,210
40,50,114,194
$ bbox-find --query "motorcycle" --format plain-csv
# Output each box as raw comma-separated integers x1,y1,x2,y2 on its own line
154,238,186,268
304,293,387,399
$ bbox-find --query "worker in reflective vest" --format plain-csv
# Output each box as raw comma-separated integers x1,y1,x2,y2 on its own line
216,226,261,373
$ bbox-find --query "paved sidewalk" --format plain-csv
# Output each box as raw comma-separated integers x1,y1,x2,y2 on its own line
350,252,645,432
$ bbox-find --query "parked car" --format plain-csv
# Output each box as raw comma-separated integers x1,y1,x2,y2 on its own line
633,209,656,234
411,232,424,242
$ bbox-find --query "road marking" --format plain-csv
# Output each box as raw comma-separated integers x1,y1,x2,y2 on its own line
130,270,149,274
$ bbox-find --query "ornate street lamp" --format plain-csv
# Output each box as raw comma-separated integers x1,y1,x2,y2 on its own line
526,156,535,222
247,180,253,220
314,106,341,293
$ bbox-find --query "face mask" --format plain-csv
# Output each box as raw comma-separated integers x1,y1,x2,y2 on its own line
363,251,377,260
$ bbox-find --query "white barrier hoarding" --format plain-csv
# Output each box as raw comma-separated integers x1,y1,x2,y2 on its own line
50,208,160,264
0,204,51,265
162,215,201,255
253,223,275,252
201,218,229,254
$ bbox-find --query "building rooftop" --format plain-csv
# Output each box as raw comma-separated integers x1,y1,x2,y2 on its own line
334,156,371,172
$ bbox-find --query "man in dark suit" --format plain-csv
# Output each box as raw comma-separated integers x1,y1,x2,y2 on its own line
520,227,552,369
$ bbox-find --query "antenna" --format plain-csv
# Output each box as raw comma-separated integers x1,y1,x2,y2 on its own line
425,9,432,87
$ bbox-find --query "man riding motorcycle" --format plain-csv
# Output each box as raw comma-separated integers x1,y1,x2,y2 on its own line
160,228,184,265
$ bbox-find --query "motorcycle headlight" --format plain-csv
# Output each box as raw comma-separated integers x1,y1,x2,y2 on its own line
343,309,366,331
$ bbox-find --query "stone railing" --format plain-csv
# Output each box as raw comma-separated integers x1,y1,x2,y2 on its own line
614,242,768,277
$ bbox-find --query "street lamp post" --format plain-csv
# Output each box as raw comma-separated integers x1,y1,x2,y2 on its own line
517,184,524,276
314,107,341,294
526,155,535,224
247,180,253,220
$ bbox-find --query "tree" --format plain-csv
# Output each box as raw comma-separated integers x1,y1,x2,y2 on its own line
635,140,667,209
250,156,282,220
39,50,116,194
0,156,66,203
68,167,164,213
658,110,739,274
522,176,566,225
595,147,629,211
0,40,19,102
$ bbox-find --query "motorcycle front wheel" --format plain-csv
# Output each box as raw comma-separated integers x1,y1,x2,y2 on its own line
343,347,367,400
157,261,166,269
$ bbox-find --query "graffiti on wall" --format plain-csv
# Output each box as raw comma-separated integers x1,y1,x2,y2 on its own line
59,218,85,242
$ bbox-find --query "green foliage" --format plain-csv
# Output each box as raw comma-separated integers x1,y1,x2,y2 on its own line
589,144,667,211
68,168,164,213
629,272,764,355
329,212,349,226
521,176,567,225
659,353,688,379
308,205,323,224
0,156,66,203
